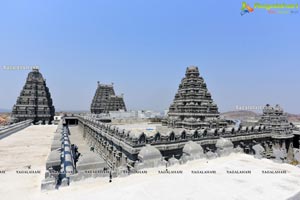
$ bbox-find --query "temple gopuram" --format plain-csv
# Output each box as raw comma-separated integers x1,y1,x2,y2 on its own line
163,66,227,129
90,82,126,114
12,68,55,124
259,104,297,153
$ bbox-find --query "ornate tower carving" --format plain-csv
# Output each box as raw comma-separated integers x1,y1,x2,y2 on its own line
90,82,126,114
164,66,227,129
259,104,294,151
12,69,55,123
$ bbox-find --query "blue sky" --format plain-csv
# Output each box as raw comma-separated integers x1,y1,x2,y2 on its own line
0,0,299,113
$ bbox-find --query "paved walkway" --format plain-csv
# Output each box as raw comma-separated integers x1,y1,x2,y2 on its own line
68,126,106,166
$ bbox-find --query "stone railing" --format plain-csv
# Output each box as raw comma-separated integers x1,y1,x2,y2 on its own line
77,115,272,151
0,120,32,139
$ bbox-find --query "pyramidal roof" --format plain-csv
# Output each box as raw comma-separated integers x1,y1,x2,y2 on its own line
259,104,294,138
164,66,227,129
90,82,126,114
12,69,55,123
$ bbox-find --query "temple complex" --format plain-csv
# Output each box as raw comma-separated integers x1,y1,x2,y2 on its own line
71,67,300,173
4,66,300,190
163,66,227,129
11,68,55,124
90,82,126,114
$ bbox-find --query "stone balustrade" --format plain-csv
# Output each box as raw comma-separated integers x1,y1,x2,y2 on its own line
0,120,32,139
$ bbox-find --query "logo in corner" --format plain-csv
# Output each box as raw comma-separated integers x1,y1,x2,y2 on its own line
241,2,254,15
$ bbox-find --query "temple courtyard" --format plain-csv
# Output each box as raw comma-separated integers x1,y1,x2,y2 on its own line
1,125,300,200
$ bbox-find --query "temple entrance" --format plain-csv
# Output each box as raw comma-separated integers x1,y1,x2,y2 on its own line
65,117,78,125
293,134,300,149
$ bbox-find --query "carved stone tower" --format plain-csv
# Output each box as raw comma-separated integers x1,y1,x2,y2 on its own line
12,69,55,123
259,104,294,151
164,66,227,129
90,82,126,114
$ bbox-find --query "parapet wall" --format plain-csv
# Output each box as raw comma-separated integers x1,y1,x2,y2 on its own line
78,115,271,147
77,115,274,169
0,120,32,139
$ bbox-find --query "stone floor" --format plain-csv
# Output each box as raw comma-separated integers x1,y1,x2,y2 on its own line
69,126,91,154
68,126,107,172
39,154,300,200
0,125,57,200
68,126,106,162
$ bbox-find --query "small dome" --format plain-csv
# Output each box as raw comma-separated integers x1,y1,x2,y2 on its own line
186,66,199,72
168,156,180,166
274,104,283,112
216,138,233,149
138,145,162,161
252,144,265,156
263,104,274,113
183,141,203,156
185,66,200,77
27,69,44,82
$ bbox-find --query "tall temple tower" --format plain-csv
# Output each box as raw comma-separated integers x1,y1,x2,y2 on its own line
12,69,55,123
90,82,126,114
258,104,295,150
163,66,227,129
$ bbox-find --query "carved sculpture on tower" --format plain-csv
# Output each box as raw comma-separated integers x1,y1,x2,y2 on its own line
11,68,55,123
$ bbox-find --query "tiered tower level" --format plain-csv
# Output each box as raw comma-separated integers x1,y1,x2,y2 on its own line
164,66,227,129
12,69,55,123
90,82,126,114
